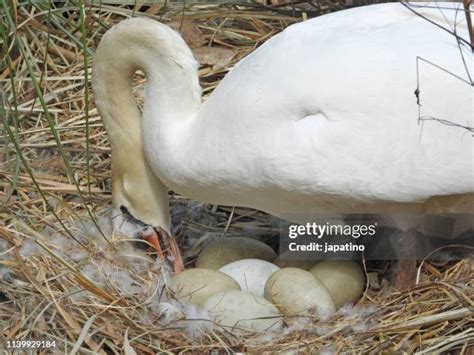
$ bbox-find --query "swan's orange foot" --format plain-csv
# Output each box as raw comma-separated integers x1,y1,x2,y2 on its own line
147,227,185,272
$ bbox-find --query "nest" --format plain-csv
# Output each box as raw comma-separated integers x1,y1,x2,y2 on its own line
1,1,473,353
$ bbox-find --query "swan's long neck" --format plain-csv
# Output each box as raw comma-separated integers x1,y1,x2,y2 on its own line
92,18,201,230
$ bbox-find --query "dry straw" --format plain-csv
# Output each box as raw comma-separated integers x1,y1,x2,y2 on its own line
1,1,473,353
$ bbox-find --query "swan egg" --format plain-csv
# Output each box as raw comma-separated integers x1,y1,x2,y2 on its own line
219,259,279,297
196,237,277,270
264,268,336,316
309,260,365,309
273,251,319,270
170,268,240,306
202,290,283,332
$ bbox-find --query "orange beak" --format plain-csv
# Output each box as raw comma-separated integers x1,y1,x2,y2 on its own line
145,233,163,255
145,229,185,272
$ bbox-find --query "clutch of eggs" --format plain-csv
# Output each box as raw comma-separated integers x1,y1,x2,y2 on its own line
172,237,365,331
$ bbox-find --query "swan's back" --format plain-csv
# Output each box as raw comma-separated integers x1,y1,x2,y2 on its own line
205,3,471,123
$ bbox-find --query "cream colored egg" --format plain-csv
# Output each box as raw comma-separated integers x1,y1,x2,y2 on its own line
202,290,283,332
170,268,240,306
196,237,277,270
219,259,279,297
264,268,335,316
309,260,365,309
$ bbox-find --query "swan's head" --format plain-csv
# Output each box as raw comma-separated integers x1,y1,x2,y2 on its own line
110,149,171,236
108,142,185,271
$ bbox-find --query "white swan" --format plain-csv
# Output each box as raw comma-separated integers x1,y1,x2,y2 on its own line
93,3,473,273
